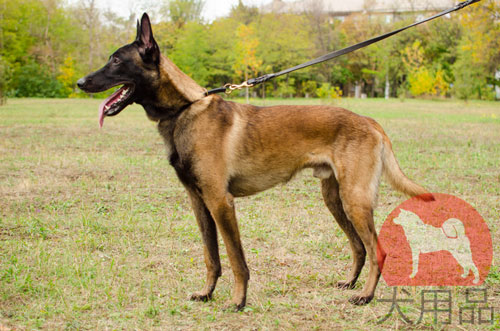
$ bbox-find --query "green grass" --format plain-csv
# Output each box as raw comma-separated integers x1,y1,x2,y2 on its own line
1,97,499,329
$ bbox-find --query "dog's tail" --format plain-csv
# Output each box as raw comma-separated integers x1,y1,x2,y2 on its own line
379,131,434,202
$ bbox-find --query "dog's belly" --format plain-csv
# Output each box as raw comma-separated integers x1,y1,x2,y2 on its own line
226,153,334,197
228,170,297,197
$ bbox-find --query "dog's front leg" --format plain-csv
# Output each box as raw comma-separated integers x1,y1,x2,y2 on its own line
185,188,222,302
203,191,249,311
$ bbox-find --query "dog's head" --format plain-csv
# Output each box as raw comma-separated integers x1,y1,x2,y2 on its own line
77,13,160,127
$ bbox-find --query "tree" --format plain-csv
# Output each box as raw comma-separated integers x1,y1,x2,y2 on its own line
57,55,76,97
303,0,345,84
1,0,498,100
163,0,204,28
0,56,8,104
73,0,101,73
0,0,82,97
206,17,239,88
233,24,262,103
453,0,500,100
230,0,259,25
402,40,449,97
256,13,314,97
11,61,64,97
169,22,211,86
339,13,386,97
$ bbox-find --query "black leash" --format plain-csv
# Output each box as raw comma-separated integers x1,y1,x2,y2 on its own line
206,0,481,96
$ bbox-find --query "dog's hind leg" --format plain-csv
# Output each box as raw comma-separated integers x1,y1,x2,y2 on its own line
186,188,222,302
321,175,366,290
340,191,380,305
335,145,383,305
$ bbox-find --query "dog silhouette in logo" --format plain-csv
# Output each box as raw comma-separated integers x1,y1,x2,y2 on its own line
393,209,479,284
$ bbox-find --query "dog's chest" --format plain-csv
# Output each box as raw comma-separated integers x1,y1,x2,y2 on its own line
161,136,175,159
157,120,199,190
168,149,198,188
157,120,176,159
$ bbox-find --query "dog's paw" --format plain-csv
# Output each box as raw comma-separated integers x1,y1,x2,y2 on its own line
222,302,246,312
336,280,356,290
349,294,374,305
189,292,212,302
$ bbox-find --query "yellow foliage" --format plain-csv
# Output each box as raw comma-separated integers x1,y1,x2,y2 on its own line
401,40,425,69
233,24,262,78
331,86,343,99
408,68,433,96
408,68,449,97
403,41,449,97
433,70,449,96
458,0,500,67
316,83,342,100
57,56,76,97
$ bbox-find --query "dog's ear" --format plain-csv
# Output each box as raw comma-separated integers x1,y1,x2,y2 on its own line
136,19,141,41
136,13,160,64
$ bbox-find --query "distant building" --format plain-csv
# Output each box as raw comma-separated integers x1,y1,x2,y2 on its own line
261,0,456,20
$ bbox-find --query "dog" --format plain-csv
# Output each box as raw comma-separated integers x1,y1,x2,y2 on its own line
393,209,479,283
77,13,434,310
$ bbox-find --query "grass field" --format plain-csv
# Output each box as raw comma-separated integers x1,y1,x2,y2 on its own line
1,97,499,330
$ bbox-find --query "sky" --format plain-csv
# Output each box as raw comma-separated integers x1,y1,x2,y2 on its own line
85,0,273,22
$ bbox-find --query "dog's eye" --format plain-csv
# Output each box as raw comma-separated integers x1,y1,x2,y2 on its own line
112,57,121,65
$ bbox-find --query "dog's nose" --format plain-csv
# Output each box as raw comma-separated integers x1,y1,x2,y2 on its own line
77,77,86,89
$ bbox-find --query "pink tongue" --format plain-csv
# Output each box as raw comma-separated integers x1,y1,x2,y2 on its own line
98,99,107,128
98,87,125,128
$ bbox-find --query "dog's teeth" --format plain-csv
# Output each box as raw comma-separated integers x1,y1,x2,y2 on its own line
105,105,110,110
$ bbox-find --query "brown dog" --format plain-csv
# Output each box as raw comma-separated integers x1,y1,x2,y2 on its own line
77,13,433,310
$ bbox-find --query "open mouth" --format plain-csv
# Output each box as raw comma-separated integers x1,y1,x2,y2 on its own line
98,83,135,128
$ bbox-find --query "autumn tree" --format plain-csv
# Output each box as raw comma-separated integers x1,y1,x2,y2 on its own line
233,24,262,102
453,0,500,100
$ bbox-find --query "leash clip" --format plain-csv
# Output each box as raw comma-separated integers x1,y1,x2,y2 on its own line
224,81,254,94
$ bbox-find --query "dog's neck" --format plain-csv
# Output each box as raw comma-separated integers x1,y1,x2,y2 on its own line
150,55,210,160
141,55,207,122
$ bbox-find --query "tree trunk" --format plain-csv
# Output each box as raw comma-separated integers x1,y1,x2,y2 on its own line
355,82,361,98
385,73,390,99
